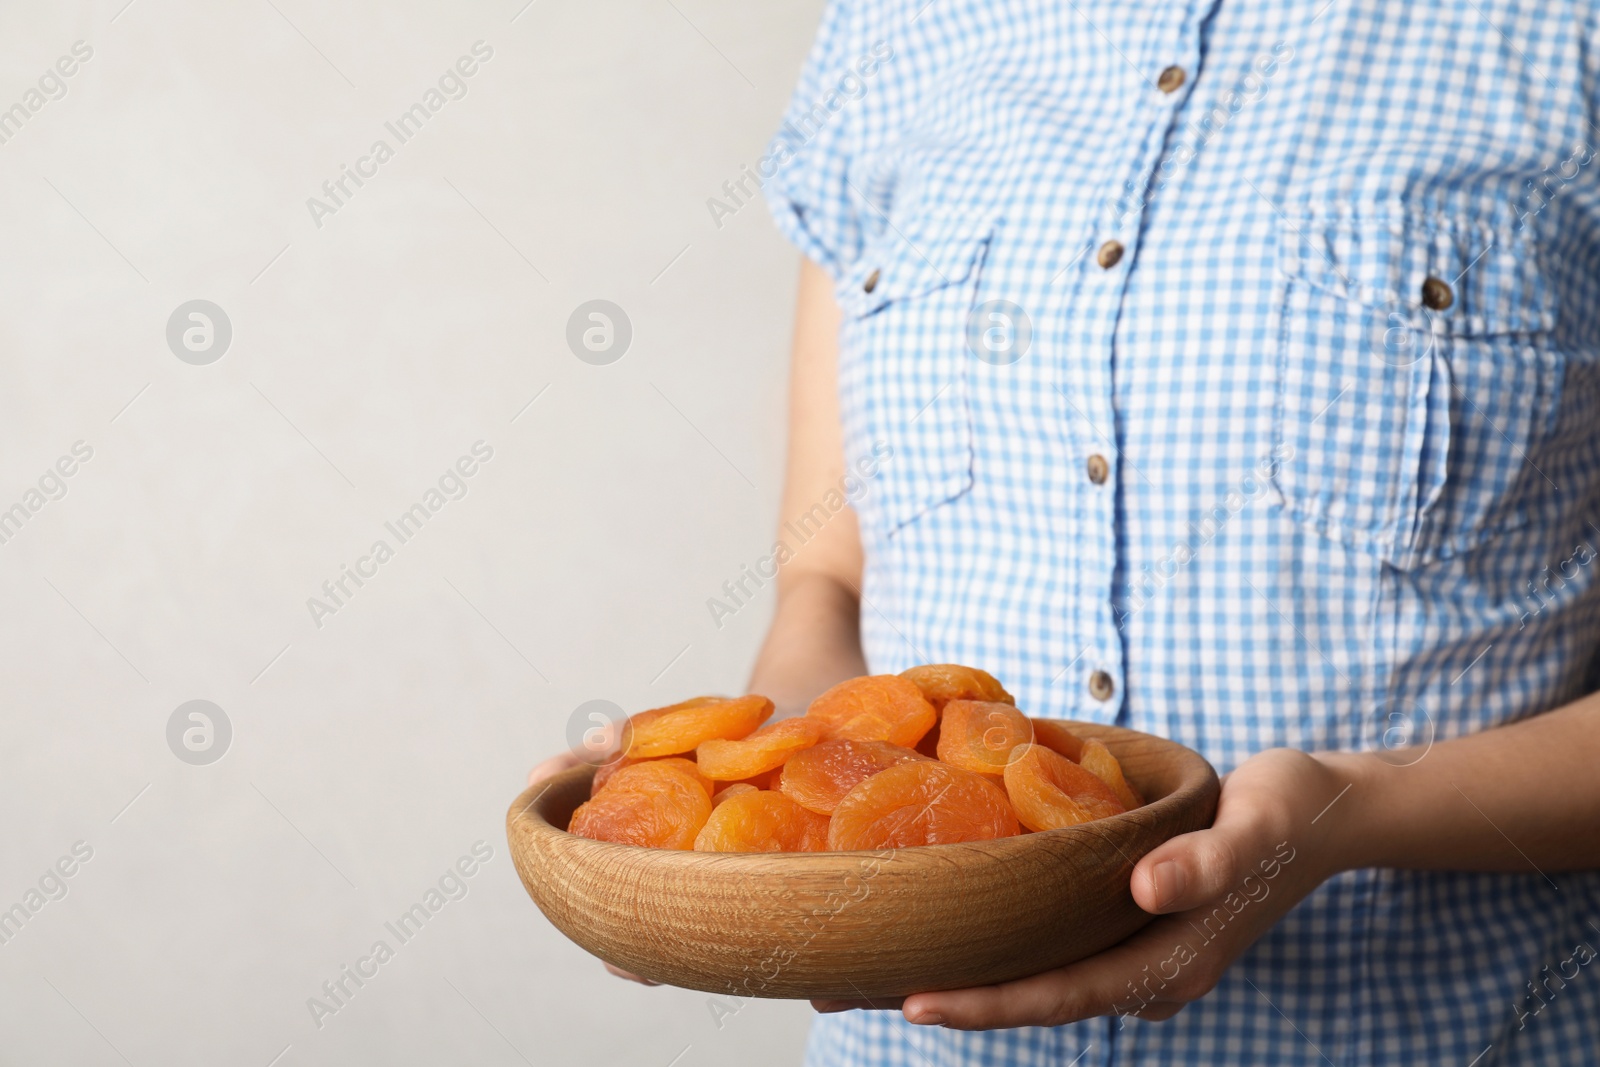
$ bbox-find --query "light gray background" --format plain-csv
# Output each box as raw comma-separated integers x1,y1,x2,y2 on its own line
0,2,825,1064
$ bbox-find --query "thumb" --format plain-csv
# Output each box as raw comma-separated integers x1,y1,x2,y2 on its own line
1131,802,1272,915
527,751,583,788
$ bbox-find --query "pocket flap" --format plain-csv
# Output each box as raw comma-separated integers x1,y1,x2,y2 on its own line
1279,214,1554,336
838,209,996,318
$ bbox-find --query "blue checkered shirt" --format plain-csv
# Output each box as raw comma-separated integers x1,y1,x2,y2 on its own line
762,0,1600,1063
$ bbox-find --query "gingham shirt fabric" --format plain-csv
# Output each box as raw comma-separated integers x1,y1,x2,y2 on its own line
762,0,1600,1064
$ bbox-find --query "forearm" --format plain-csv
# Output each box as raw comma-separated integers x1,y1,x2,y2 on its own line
748,570,866,717
748,255,865,716
1320,690,1600,875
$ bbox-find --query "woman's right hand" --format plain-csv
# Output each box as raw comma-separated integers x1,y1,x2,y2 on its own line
526,750,583,789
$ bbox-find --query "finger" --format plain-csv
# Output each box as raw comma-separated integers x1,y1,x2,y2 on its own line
603,962,658,986
1130,794,1281,914
903,970,1093,1030
905,920,1180,1030
811,997,904,1013
527,752,582,788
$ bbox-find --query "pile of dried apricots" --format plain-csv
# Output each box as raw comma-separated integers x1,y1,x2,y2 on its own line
567,664,1145,852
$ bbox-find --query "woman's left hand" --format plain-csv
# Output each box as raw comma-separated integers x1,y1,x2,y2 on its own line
813,747,1364,1030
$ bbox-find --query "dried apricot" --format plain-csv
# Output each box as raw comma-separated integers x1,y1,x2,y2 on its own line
696,718,826,780
1079,738,1145,810
590,754,631,796
900,663,1014,710
778,739,927,815
828,761,1019,849
625,695,774,758
805,675,937,748
936,700,1034,776
600,698,719,765
1003,743,1125,831
711,782,759,808
694,790,830,852
591,755,712,798
1030,717,1085,762
568,761,712,849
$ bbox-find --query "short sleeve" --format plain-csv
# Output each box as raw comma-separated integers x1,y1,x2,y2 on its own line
761,0,877,277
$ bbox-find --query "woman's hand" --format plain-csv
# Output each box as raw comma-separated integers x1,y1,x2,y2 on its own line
526,750,584,789
814,747,1364,1029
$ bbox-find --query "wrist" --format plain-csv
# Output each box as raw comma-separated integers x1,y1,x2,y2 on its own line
746,573,866,718
1308,750,1386,875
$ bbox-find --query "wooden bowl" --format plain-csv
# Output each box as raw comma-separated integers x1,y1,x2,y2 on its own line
506,720,1218,999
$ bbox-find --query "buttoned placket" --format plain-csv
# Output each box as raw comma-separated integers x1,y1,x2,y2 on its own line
1064,0,1213,754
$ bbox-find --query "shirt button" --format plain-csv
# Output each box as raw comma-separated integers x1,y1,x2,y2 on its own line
1088,670,1115,701
862,268,881,294
1421,275,1453,310
1157,65,1187,93
1086,454,1109,484
1096,240,1125,269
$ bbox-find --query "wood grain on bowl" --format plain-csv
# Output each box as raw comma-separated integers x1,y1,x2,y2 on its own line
506,721,1218,1000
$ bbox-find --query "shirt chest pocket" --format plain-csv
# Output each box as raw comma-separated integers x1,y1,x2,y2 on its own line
836,209,996,541
1273,213,1560,568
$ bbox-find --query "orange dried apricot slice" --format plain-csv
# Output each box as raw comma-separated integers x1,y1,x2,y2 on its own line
720,768,782,791
568,761,712,849
696,717,826,780
694,790,830,852
828,761,1019,849
589,755,631,796
618,696,721,742
778,738,928,815
805,675,937,748
900,663,1014,710
590,755,711,799
936,700,1034,776
710,782,759,808
599,697,719,766
1003,743,1126,831
1030,717,1086,762
625,695,774,758
1078,738,1145,810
